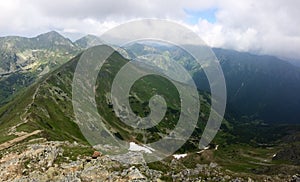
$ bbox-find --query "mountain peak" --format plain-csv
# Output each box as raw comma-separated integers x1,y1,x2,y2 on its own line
81,34,100,39
33,31,76,50
36,31,65,40
75,34,102,49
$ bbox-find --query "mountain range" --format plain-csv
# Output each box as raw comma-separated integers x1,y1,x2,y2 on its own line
0,31,102,106
0,31,299,181
124,42,300,123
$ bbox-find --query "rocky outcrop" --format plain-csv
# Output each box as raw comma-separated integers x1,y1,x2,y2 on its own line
0,139,298,182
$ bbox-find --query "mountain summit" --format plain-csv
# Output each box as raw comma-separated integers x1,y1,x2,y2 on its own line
75,34,103,49
34,31,76,50
0,31,81,105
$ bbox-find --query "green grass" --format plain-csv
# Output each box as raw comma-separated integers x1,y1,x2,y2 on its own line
0,84,39,145
181,153,211,168
0,134,17,144
0,54,88,146
55,145,94,164
213,143,277,173
92,50,215,147
147,160,173,173
1,45,298,178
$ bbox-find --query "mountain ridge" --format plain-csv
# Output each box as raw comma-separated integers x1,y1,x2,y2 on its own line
0,31,102,106
123,42,300,123
0,43,299,181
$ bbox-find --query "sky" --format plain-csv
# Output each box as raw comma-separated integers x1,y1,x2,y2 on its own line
0,0,300,61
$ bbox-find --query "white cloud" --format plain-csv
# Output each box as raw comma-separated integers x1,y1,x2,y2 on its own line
0,0,299,60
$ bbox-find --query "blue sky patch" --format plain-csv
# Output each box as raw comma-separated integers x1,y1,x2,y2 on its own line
184,8,217,24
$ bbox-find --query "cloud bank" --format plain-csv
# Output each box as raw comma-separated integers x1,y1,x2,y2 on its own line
0,0,299,60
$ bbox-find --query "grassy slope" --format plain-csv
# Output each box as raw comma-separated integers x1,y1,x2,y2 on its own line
0,45,298,176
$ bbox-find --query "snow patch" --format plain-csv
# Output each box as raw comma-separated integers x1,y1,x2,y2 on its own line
129,142,154,153
173,154,187,159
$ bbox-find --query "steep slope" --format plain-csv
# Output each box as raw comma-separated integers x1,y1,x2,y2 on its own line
0,45,215,150
0,45,299,180
124,43,300,123
212,48,300,123
0,54,86,144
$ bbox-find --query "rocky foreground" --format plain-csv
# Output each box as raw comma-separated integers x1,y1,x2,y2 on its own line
0,138,299,182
